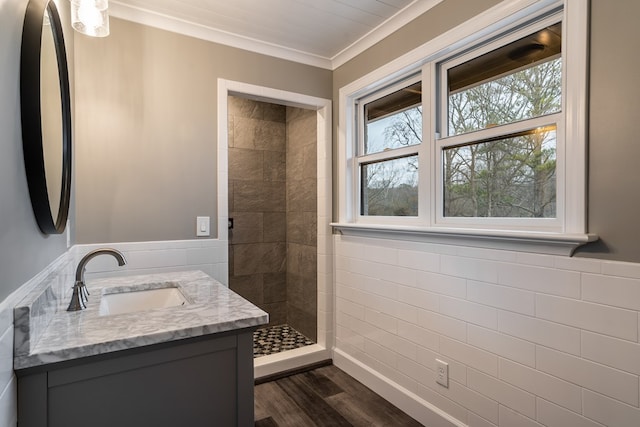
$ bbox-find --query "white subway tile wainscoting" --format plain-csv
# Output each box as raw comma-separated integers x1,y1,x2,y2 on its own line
333,234,640,427
74,239,228,284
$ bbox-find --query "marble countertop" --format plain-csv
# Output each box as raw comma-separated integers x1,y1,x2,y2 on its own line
14,270,268,370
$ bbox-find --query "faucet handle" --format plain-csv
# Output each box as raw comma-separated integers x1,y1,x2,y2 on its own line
67,283,87,311
79,281,90,303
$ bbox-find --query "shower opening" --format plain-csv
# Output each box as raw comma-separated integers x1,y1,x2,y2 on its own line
227,95,318,359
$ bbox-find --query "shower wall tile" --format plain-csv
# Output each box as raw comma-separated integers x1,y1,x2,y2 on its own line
261,302,286,326
263,150,286,182
264,212,286,242
287,112,316,147
302,143,317,179
286,149,304,179
229,95,263,119
287,128,304,156
263,103,287,122
229,96,288,329
229,274,264,305
286,106,317,341
288,303,316,340
287,243,302,275
286,105,308,122
287,178,317,212
287,271,304,308
264,183,288,212
233,181,286,212
232,121,285,152
256,122,286,152
229,98,319,333
229,212,263,244
228,148,263,181
233,180,262,211
262,242,287,273
230,96,286,123
288,243,317,278
304,212,317,246
288,212,317,246
299,244,317,281
286,211,305,244
264,272,287,304
234,243,286,276
231,117,258,149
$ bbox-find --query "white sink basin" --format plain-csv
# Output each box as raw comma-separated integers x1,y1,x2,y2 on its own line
99,287,189,316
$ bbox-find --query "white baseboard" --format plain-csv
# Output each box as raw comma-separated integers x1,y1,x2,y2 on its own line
333,349,466,427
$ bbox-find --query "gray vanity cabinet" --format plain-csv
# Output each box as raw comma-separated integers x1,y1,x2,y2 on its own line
16,329,256,427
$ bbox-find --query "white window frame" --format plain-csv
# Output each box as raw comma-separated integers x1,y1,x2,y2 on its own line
334,0,596,255
434,13,565,232
355,73,427,225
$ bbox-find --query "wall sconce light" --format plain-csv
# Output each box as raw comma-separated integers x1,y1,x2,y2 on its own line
70,0,109,37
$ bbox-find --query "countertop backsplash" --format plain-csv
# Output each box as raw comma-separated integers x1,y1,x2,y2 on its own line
13,253,74,359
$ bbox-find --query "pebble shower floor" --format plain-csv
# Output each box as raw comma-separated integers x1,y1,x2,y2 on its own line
253,324,314,357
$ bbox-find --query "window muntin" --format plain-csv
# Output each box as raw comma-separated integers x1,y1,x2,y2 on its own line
361,155,419,216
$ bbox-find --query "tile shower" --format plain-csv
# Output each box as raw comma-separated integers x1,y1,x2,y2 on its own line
227,96,317,357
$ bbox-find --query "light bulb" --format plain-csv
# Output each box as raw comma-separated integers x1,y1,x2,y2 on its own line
78,2,103,28
71,0,110,37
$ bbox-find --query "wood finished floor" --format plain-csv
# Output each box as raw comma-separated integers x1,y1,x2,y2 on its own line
254,365,423,426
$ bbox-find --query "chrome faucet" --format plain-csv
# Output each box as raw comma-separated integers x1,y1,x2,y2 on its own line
67,248,127,311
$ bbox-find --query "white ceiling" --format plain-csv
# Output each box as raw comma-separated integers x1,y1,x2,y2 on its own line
109,0,444,69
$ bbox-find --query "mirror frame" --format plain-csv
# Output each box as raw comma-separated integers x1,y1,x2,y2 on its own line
20,0,72,234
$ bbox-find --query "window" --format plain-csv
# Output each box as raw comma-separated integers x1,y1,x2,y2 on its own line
357,79,422,218
337,0,591,253
437,19,563,227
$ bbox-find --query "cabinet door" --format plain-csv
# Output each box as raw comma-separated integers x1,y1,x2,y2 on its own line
47,336,238,427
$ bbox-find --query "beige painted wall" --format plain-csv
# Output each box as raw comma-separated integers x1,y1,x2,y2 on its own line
74,17,331,243
574,0,640,261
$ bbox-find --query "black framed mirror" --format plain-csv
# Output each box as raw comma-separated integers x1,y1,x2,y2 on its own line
21,0,72,234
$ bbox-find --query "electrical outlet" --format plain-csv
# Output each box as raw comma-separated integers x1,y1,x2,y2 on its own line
436,359,449,388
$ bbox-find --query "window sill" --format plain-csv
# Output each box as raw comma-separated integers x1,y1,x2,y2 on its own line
330,223,598,256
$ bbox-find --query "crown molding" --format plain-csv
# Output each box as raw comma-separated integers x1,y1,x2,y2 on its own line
109,1,333,69
109,0,443,71
331,0,444,69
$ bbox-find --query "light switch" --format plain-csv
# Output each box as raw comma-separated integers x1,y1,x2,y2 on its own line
196,216,210,237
